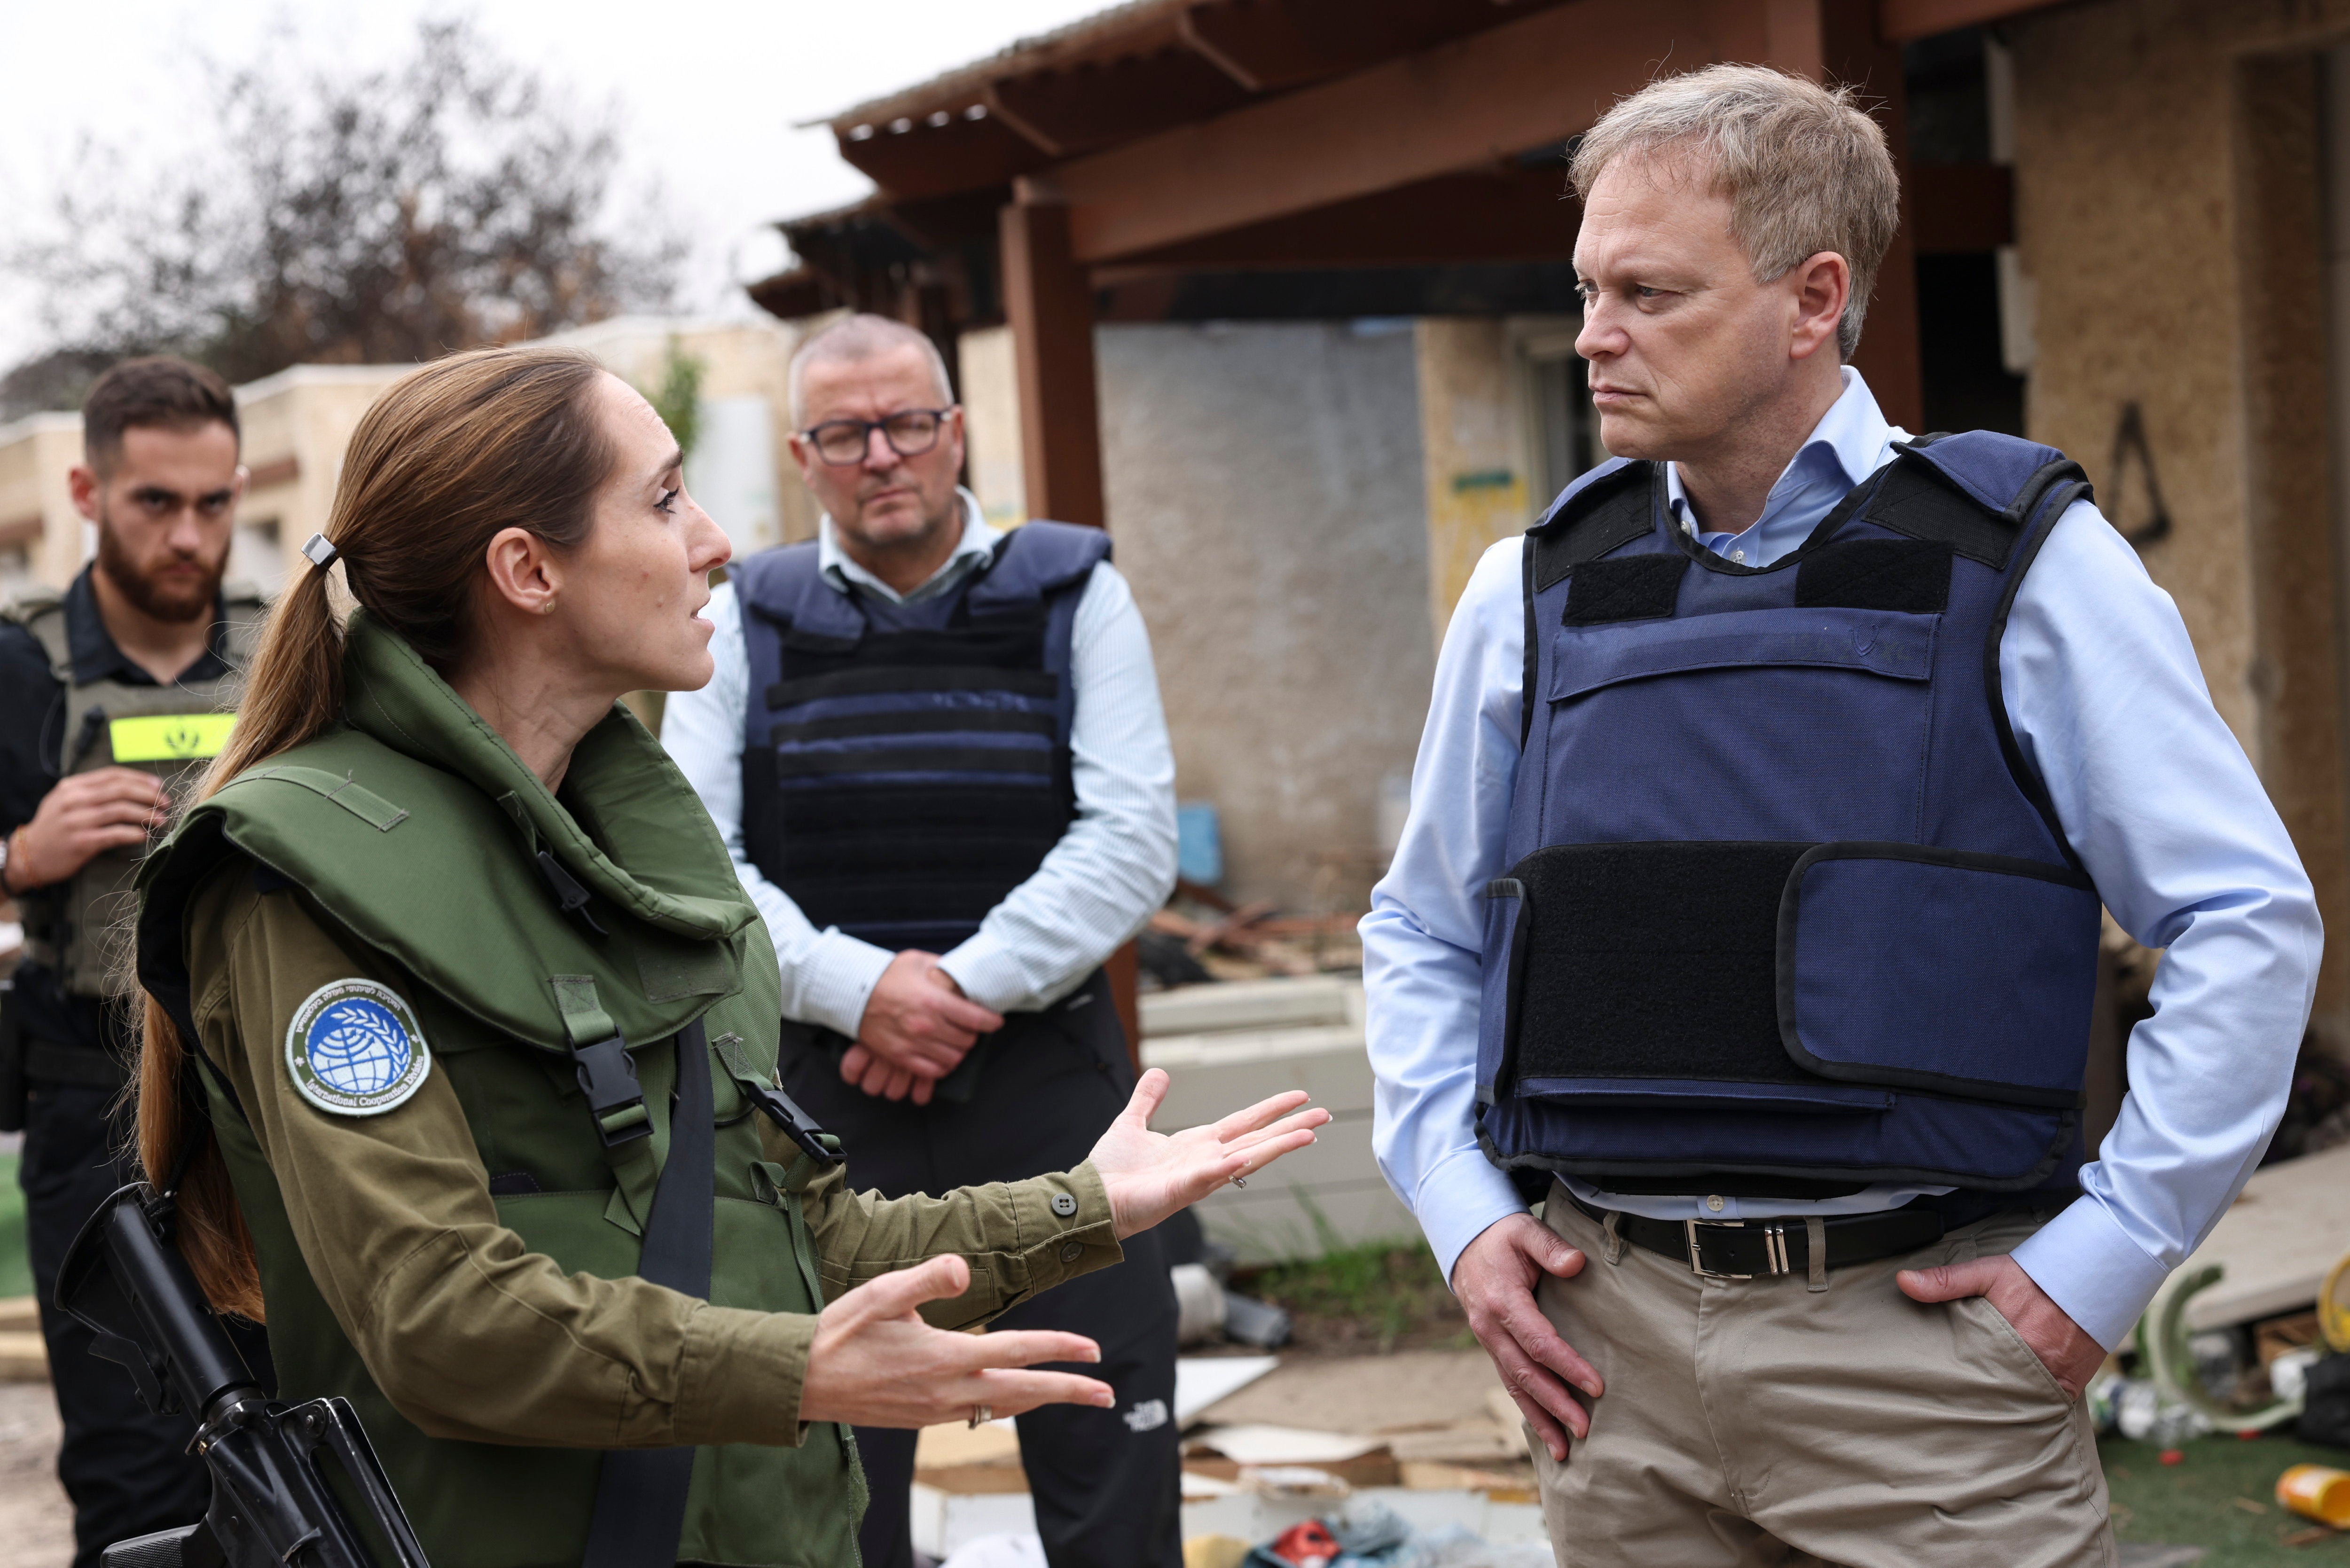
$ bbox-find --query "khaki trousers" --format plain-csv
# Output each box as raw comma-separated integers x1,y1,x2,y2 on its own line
1528,1186,2115,1568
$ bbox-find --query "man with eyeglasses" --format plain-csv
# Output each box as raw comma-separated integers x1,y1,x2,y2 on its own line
661,313,1182,1568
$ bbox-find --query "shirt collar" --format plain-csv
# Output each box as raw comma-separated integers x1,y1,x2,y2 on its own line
64,565,235,688
1663,367,1908,560
816,488,1000,604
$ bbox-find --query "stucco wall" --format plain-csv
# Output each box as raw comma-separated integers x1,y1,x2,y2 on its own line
2014,0,2350,1034
1095,321,1433,908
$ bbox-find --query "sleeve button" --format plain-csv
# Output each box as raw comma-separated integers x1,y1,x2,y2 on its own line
1051,1192,1078,1217
1060,1240,1083,1263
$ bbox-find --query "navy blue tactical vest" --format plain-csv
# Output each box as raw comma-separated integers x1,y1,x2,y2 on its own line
735,521,1109,953
1477,433,2102,1198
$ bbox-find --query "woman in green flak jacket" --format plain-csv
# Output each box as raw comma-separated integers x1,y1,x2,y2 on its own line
129,346,1327,1568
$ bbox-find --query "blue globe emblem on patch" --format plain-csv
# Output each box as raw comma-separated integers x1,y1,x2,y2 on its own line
287,980,431,1115
309,999,412,1095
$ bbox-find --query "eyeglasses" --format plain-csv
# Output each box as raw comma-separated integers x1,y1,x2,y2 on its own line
801,408,955,466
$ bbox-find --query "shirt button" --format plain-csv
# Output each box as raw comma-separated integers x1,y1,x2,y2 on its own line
1060,1241,1084,1263
1051,1192,1078,1218
1681,518,1696,536
1730,549,1746,564
1706,1195,1725,1213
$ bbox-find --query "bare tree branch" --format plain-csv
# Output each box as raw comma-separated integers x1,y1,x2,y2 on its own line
4,18,685,415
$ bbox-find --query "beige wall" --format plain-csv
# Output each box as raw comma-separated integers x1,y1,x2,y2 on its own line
1416,319,1533,643
1090,321,1434,908
2013,0,2350,1039
549,315,822,553
0,414,86,596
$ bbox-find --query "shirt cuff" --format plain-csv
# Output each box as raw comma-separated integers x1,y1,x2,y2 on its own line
674,1303,819,1448
935,930,1029,1015
2008,1194,2174,1352
793,931,897,1038
1414,1147,1533,1289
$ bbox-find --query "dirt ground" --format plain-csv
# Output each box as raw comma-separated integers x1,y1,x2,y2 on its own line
0,1380,74,1568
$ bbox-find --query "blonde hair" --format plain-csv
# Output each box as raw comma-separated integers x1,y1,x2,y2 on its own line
137,345,617,1317
1570,64,1899,360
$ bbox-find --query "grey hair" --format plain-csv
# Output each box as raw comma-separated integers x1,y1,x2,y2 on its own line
788,313,955,425
1570,64,1899,361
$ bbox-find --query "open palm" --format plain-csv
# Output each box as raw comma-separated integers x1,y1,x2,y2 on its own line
1089,1068,1330,1238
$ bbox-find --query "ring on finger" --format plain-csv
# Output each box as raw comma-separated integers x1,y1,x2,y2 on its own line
968,1404,993,1429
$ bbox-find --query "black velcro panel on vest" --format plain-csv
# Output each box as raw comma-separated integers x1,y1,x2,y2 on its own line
1564,555,1686,625
1511,841,1815,1084
1860,458,2018,569
1794,539,1952,615
1531,465,1655,591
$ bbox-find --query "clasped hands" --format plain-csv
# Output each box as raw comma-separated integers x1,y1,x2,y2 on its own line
838,949,998,1104
1455,1214,2109,1463
798,1069,1330,1429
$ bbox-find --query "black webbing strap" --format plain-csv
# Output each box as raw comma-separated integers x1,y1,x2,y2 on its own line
581,1019,714,1568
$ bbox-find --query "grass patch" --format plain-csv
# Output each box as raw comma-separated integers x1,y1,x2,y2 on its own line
2103,1433,2350,1564
1240,1237,1473,1356
0,1152,31,1300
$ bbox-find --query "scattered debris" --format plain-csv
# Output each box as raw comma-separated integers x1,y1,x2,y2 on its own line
2279,1463,2350,1529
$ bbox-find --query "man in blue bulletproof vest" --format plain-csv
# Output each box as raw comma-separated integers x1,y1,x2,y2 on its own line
662,313,1182,1568
1362,64,2320,1566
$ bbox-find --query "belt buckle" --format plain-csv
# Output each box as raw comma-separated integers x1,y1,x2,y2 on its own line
1683,1218,1794,1279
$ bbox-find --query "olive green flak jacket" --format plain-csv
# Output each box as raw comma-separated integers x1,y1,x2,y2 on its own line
134,611,1124,1568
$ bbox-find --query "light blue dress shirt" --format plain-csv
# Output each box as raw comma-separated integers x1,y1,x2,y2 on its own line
662,490,1178,1032
1361,368,2321,1350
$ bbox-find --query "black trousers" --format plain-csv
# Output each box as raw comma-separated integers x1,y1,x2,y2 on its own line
780,973,1183,1568
21,1074,264,1568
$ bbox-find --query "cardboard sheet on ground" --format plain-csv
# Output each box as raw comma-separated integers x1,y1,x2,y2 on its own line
2173,1142,2350,1331
1189,1424,1390,1465
1175,1355,1280,1425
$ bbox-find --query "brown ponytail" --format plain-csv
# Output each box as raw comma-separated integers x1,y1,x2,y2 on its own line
138,346,616,1314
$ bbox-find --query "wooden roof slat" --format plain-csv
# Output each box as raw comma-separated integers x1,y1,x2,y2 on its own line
1106,165,1581,271
838,110,1052,202
1175,0,1566,95
1050,0,1765,264
989,43,1257,157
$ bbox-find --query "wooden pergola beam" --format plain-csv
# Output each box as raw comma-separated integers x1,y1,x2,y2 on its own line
1050,0,1768,265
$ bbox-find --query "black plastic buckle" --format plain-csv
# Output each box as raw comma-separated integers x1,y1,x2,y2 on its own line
570,1033,650,1147
742,1080,842,1167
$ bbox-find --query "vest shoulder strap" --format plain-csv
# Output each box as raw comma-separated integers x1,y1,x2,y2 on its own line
2,589,72,682
966,520,1112,615
1874,434,2091,571
1526,460,1653,593
732,541,862,644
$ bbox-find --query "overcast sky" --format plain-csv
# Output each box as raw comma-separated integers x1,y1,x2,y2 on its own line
0,0,1109,370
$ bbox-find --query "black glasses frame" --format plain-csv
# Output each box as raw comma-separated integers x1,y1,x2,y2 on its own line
801,407,957,466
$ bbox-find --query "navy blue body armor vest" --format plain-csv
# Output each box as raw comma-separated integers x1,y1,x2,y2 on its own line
1478,433,2103,1198
735,521,1109,954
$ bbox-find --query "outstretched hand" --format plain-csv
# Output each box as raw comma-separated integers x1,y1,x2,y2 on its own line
800,1254,1113,1429
1087,1068,1330,1238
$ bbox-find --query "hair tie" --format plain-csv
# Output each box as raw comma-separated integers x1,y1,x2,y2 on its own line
299,533,339,571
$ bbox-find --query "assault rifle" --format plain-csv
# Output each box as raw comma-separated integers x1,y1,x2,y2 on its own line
57,1183,432,1568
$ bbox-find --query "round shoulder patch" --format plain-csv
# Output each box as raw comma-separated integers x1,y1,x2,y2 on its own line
285,979,431,1116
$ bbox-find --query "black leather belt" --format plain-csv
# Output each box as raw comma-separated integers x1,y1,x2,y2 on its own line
1569,1195,1945,1279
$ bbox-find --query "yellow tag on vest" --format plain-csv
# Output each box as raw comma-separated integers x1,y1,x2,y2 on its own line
110,713,236,762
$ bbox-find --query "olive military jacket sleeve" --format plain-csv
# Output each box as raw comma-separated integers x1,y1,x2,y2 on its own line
187,864,1123,1452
